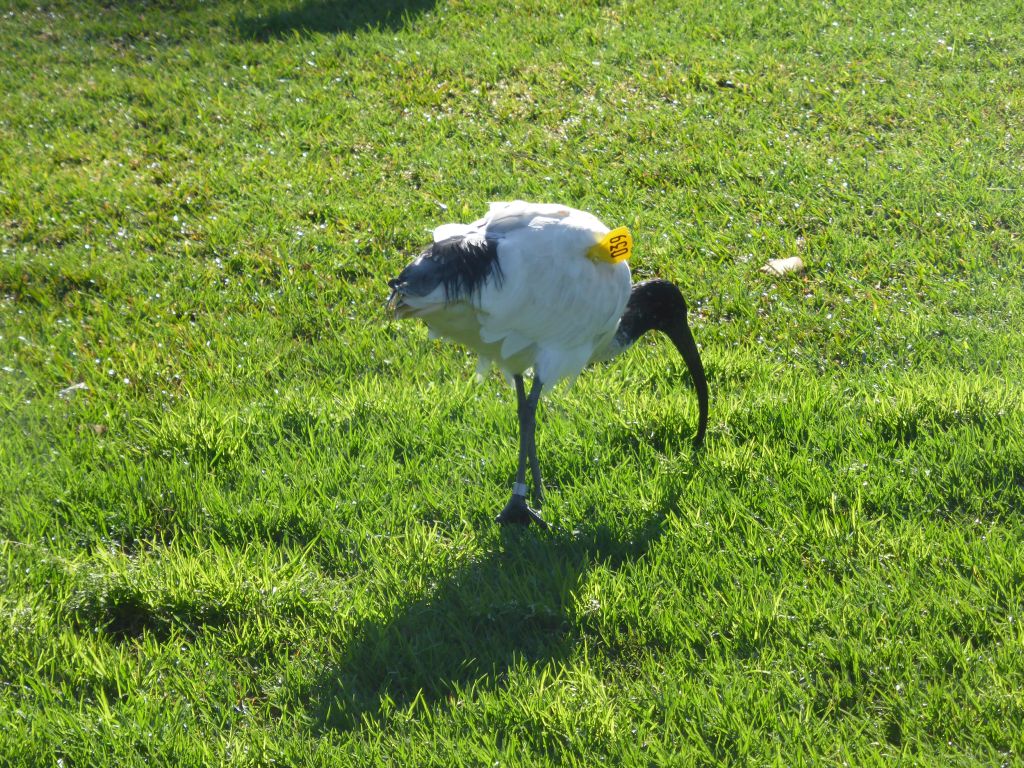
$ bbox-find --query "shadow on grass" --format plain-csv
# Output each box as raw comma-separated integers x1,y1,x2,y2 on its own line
235,0,436,40
308,513,667,732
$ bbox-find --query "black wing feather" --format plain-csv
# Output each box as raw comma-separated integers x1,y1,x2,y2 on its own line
388,235,503,304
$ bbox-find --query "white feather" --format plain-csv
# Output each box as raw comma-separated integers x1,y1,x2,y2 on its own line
408,201,632,386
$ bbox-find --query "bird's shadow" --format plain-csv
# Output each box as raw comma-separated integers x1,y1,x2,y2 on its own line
234,0,436,40
306,513,668,732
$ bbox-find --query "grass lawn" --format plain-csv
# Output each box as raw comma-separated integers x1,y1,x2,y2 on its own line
2,0,1023,764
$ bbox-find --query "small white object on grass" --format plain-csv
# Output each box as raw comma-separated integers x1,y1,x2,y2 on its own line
58,382,89,399
760,256,805,277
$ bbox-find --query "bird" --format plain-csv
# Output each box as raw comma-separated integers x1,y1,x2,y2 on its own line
387,201,708,527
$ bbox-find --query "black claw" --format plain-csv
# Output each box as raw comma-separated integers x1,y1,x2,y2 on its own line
525,507,549,529
495,495,548,529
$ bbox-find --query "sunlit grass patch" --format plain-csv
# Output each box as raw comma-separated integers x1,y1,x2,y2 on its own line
2,0,1023,764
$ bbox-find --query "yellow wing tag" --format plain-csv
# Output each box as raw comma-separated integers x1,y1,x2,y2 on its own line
587,226,632,264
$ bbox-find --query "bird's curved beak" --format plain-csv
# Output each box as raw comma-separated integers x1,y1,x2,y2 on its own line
665,318,709,448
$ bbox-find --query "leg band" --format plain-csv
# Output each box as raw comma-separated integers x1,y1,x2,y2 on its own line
512,482,528,497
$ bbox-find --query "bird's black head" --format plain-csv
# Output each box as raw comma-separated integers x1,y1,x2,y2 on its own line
618,279,709,448
618,279,691,338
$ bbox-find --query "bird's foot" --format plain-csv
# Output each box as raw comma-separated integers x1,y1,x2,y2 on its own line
495,494,548,529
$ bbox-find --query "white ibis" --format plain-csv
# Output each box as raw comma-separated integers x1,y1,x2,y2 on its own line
387,201,708,527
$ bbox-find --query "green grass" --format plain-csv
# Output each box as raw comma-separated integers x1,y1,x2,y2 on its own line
2,0,1023,764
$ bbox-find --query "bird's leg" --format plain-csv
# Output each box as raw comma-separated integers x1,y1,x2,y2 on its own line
524,376,545,509
495,375,547,528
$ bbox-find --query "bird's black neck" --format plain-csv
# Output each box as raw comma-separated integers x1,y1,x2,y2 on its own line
614,279,690,349
614,278,709,447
